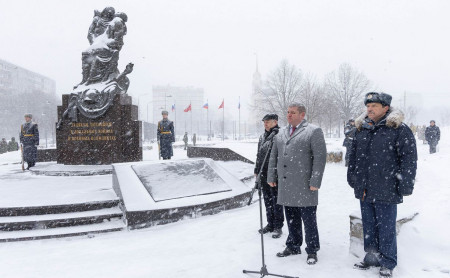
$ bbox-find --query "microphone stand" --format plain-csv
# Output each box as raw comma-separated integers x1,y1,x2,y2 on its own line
243,130,298,278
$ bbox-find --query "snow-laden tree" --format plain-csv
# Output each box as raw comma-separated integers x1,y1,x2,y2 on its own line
298,74,327,125
324,63,372,121
253,60,304,125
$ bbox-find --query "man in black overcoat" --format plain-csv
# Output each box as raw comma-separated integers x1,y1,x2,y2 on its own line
348,92,417,278
19,114,39,169
254,114,284,239
425,120,440,154
343,119,356,166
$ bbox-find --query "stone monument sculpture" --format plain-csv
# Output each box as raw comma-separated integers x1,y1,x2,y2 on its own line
57,7,134,128
56,7,142,165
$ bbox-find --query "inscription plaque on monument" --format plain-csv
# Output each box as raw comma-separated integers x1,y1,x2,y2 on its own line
57,94,142,165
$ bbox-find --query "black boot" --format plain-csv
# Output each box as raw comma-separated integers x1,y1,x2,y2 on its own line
307,254,318,265
258,225,273,234
379,267,393,278
276,247,300,257
272,228,282,238
353,261,371,270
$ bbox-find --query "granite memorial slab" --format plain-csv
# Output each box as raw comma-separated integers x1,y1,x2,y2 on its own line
112,158,252,229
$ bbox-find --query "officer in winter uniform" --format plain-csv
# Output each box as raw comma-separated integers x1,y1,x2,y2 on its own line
183,132,188,150
157,111,175,160
192,133,197,146
343,119,356,166
425,120,440,154
348,92,417,278
19,113,40,169
254,114,284,239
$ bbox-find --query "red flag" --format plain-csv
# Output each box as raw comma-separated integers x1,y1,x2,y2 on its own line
218,100,224,109
184,104,191,112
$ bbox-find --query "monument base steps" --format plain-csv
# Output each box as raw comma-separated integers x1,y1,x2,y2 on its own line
0,201,126,242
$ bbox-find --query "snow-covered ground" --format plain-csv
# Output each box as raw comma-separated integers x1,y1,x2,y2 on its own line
0,133,449,278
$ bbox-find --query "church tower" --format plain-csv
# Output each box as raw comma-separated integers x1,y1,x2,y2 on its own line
249,54,264,134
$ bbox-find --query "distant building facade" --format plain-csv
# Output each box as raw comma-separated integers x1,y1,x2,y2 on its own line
152,85,205,139
0,59,57,141
0,59,55,96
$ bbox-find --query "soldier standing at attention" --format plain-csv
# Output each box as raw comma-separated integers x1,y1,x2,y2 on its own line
192,133,197,146
183,132,189,150
20,114,40,169
157,111,175,160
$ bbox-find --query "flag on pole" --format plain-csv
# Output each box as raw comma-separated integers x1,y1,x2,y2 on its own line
202,102,208,109
184,104,191,112
171,104,175,112
218,100,224,109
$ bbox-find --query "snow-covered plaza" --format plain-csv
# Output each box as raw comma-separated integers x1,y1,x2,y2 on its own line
0,134,448,278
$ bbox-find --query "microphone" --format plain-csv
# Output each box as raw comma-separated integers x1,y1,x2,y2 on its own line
266,127,279,141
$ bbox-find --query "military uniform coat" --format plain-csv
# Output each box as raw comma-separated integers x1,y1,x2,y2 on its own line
347,108,417,204
19,122,39,162
157,119,175,159
267,120,327,207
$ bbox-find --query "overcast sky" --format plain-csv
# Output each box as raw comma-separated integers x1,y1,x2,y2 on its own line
1,0,449,124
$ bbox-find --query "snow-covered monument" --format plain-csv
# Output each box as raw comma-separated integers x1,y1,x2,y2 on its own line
56,7,142,165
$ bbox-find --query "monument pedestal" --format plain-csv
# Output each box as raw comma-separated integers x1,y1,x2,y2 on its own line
56,94,142,165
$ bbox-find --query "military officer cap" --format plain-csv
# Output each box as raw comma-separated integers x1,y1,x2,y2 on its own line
262,114,278,121
24,113,33,119
161,110,169,115
364,92,392,107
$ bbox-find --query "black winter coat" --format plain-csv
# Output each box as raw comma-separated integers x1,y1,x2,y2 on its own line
254,126,279,178
343,123,356,148
425,125,440,144
347,108,417,204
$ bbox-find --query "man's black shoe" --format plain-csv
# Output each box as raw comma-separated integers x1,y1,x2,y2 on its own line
258,225,274,234
379,267,393,278
272,228,282,238
276,247,300,257
307,254,318,265
353,261,372,270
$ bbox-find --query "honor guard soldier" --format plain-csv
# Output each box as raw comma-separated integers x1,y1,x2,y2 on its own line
157,110,175,160
20,113,40,169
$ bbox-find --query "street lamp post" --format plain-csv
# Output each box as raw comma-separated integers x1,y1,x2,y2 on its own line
164,93,172,110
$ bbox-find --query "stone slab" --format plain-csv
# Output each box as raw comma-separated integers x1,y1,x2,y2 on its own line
30,162,113,176
187,146,254,164
112,158,252,229
349,211,419,257
132,160,232,202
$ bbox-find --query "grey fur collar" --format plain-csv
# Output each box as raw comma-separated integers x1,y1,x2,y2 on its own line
355,107,404,130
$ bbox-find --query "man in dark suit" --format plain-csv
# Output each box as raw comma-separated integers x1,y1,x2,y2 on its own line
268,103,327,265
